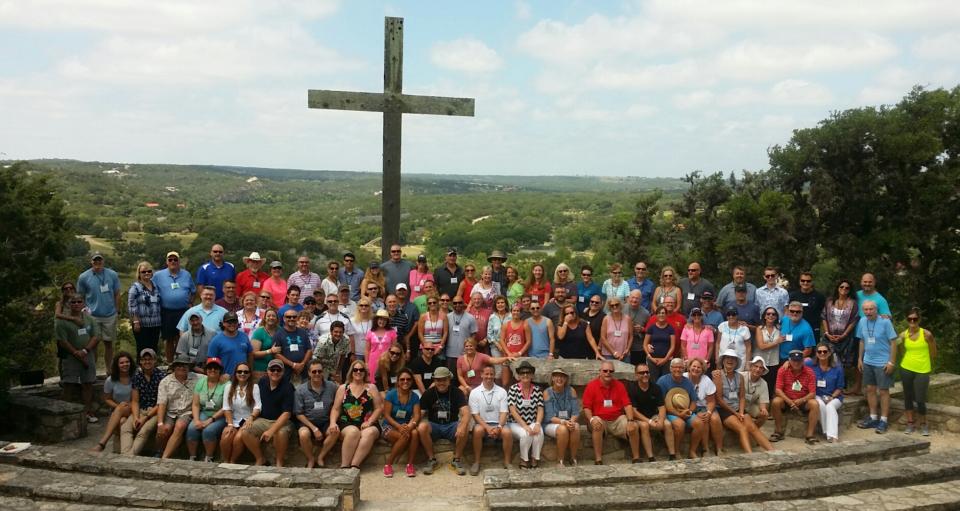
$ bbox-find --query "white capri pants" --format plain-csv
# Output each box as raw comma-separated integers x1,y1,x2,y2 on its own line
816,395,843,440
508,422,544,462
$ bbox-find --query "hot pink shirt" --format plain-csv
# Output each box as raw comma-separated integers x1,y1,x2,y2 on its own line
681,325,714,361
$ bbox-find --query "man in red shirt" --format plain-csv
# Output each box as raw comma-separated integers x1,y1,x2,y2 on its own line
770,349,820,443
582,360,640,464
236,252,268,298
645,295,686,336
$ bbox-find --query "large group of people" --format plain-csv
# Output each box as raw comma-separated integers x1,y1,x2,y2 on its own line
58,246,937,472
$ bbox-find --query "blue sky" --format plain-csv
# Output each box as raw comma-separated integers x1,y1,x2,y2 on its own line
2,1,958,177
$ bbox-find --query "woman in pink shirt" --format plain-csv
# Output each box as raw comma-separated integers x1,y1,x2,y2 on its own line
681,308,715,367
408,256,434,301
365,310,397,385
262,262,288,309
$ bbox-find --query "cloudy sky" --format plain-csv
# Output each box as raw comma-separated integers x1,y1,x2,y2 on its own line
2,1,958,177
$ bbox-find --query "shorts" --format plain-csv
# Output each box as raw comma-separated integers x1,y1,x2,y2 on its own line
862,363,894,390
593,415,629,439
92,314,118,343
60,350,97,384
428,420,460,441
161,413,192,428
160,308,188,339
746,403,764,418
666,413,696,429
774,399,814,412
717,407,734,421
545,422,578,438
248,417,293,438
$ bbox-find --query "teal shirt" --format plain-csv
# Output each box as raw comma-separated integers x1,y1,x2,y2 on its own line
194,376,227,420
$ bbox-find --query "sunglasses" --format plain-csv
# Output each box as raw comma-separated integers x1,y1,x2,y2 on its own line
139,269,153,274
600,369,614,374
582,273,592,277
69,300,84,304
609,303,621,308
452,301,464,305
529,306,540,310
235,370,250,375
611,271,622,274
788,310,803,314
260,295,270,299
764,312,778,316
635,267,646,271
427,301,438,305
325,300,337,304
390,250,401,253
284,316,298,320
465,269,475,272
440,298,450,302
309,370,323,374
907,317,919,322
839,285,851,289
352,367,366,373
816,350,829,354
765,274,777,278
636,371,650,375
167,258,179,262
799,279,812,283
687,269,698,272
359,304,370,308
558,269,568,272
590,301,601,305
268,367,283,373
367,287,379,291
389,351,402,356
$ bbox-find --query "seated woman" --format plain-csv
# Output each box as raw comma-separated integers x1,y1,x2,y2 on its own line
220,362,261,463
330,360,383,469
807,342,845,442
683,358,717,458
91,352,135,452
457,338,513,396
186,357,228,461
508,361,544,468
375,342,405,396
542,367,581,466
713,350,772,454
381,368,421,477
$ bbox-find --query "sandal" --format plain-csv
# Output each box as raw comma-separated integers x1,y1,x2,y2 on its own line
518,460,528,469
805,436,819,445
769,431,784,442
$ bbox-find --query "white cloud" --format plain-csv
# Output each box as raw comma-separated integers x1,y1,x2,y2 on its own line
768,79,833,105
913,32,960,60
515,1,532,20
711,36,899,81
674,90,715,110
430,38,502,73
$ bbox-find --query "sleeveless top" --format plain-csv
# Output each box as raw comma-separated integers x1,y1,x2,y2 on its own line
720,371,742,410
557,321,592,359
656,286,682,306
527,317,551,358
756,326,781,367
423,314,444,343
352,319,371,356
503,321,527,355
900,328,931,374
338,384,375,428
602,313,629,355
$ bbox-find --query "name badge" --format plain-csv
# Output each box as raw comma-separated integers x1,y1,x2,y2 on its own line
485,405,495,412
791,380,803,392
691,343,700,350
603,399,613,408
867,336,876,344
578,296,585,303
414,286,421,292
785,334,793,342
531,295,539,302
424,373,433,380
77,328,88,336
437,410,449,419
453,326,461,333
687,293,695,300
206,400,216,409
171,282,180,290
100,284,110,293
816,379,826,388
302,285,312,292
253,281,260,288
558,410,569,419
614,330,622,337
290,344,299,352
802,303,809,307
313,401,324,410
450,278,458,284
467,369,475,378
149,295,159,303
521,399,532,407
395,409,407,419
189,347,198,356
391,376,397,384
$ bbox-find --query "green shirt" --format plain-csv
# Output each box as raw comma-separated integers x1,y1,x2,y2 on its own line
55,314,97,350
250,326,276,372
194,376,227,419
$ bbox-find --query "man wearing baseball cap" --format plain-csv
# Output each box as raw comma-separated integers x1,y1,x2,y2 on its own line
206,311,253,376
433,248,464,299
416,366,470,475
120,348,167,456
770,349,819,444
76,251,121,375
242,359,295,467
153,251,196,363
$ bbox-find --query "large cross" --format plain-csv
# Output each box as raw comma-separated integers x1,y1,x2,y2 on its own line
308,17,475,261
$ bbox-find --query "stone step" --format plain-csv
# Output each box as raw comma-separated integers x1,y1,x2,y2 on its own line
1,445,360,509
0,496,173,510
483,435,928,490
355,496,485,511
0,464,343,511
484,449,960,510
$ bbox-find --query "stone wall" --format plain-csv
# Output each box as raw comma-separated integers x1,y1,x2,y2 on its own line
4,393,87,443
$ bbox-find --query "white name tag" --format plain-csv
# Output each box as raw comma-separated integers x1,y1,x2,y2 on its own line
792,380,802,392
253,281,260,288
171,282,180,290
77,328,88,336
100,284,110,293
290,344,299,352
414,286,421,292
531,295,539,302
206,400,216,409
785,334,793,342
466,369,475,378
189,347,198,356
313,401,324,410
453,326,461,333
614,330,622,337
816,380,826,388
424,373,432,380
149,295,159,303
395,409,407,419
521,399,532,407
687,293,695,300
485,405,495,412
603,399,613,408
867,336,876,344
390,376,397,384
437,410,449,419
802,303,809,307
578,296,585,303
450,278,458,284
558,410,569,419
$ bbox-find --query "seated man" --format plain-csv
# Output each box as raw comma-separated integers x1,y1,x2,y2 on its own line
583,360,640,464
156,355,200,459
120,348,167,455
242,359,295,466
770,349,820,444
294,360,339,468
626,362,676,461
656,358,700,458
469,365,513,472
409,341,445,394
416,367,470,475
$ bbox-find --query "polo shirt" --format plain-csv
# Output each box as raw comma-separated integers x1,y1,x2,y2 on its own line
855,316,897,367
153,268,196,310
205,331,253,375
775,363,816,401
235,269,268,299
313,310,356,339
76,267,121,317
176,304,227,333
655,374,698,408
779,318,816,359
195,260,236,299
175,328,215,368
294,379,337,426
258,377,295,421
469,384,509,424
338,268,365,302
678,278,716,314
856,290,891,316
433,264,464,299
626,381,664,419
582,378,630,421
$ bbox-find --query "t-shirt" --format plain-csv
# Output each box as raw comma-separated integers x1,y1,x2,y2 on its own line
581,378,630,421
469,384,510,424
856,290,891,316
420,386,468,424
409,356,445,389
445,311,478,359
258,376,295,421
717,322,751,369
54,315,97,350
656,374,698,410
176,304,227,334
193,376,227,420
645,323,675,358
678,278,716,314
626,381,664,419
779,318,817,359
457,353,492,388
76,267,121,317
855,316,898,367
205,331,253,375
789,289,826,333
152,268,196,310
104,377,132,404
382,259,416,295
250,327,275,372
294,379,337,426
740,371,769,407
681,373,716,408
680,325,714,361
576,281,603,314
274,328,312,380
384,388,420,425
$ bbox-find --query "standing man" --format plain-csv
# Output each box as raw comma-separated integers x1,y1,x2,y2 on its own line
274,309,313,385
195,244,235,300
235,252,267,299
338,252,364,302
857,273,892,318
313,294,356,341
779,301,817,361
409,341,445,394
55,294,100,423
733,285,762,328
176,286,227,334
487,250,509,297
583,360,640,464
577,265,603,314
382,244,416,296
789,271,826,340
627,261,656,312
445,296,478,372
716,266,757,311
755,266,789,317
698,291,724,329
215,280,242,313
433,248,464,300
625,290,650,364
205,311,253,376
678,262,715,314
395,284,420,349
76,251,120,375
153,251,196,363
288,256,322,304
541,287,568,325
855,300,898,433
337,284,358,318
645,296,686,336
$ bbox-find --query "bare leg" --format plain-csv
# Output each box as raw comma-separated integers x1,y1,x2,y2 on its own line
319,429,340,467
93,404,131,451
747,420,773,451
241,429,265,465
274,430,290,467
230,430,248,463
406,429,420,465
162,420,188,459
590,421,604,463
386,430,410,465
472,424,485,464
879,390,891,419
568,425,581,462
220,427,236,462
723,416,751,453
501,427,513,466
555,425,569,462
865,385,878,416
709,414,724,455
625,420,640,460
350,427,379,467
418,422,436,459
340,426,360,468
771,398,786,435
298,427,316,468
805,401,820,438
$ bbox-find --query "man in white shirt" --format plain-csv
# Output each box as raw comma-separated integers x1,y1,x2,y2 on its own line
469,365,513,472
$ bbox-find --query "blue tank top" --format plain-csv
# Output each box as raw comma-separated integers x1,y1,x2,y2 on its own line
527,317,551,358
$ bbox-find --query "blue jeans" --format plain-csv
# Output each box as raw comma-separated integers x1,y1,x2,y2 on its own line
186,416,227,443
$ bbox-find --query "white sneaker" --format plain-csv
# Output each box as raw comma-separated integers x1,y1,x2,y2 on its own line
86,414,99,424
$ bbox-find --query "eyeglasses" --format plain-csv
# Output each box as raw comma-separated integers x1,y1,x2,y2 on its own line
764,274,776,278
590,301,601,305
398,377,413,382
600,369,614,374
609,303,621,308
260,295,270,299
799,279,812,283
139,269,153,274
325,300,337,304
389,351,402,356
907,317,919,322
367,287,378,291
309,370,323,374
352,367,366,373
440,298,450,302
283,315,298,320
235,370,250,375
636,371,650,375
558,269,568,273
764,312,778,316
788,309,803,314
212,250,223,254
530,306,540,310
167,257,179,262
268,367,283,373
272,267,282,271
839,285,851,289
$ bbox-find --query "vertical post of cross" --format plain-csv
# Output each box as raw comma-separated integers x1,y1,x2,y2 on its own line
382,17,403,262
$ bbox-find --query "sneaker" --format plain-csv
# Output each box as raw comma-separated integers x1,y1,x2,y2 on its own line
422,458,438,475
905,423,915,434
921,424,930,436
188,455,197,462
86,414,99,424
857,417,879,429
203,456,214,463
405,464,416,477
875,420,888,434
450,458,466,476
383,464,394,478
469,462,481,476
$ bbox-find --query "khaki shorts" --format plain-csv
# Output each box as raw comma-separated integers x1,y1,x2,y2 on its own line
596,415,629,439
248,417,293,438
93,314,118,343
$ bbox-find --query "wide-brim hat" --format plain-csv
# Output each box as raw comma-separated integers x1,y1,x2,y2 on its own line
516,360,536,374
244,252,263,262
169,355,194,368
432,366,453,380
551,367,569,377
749,355,769,375
487,250,508,262
375,309,390,318
665,387,691,412
719,348,741,367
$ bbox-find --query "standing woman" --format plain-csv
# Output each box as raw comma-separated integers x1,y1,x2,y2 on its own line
220,362,261,463
455,264,478,302
472,266,500,311
680,308,714,368
542,367,581,466
487,296,511,379
361,263,387,301
498,303,532,386
237,292,262,338
643,307,676,382
250,309,281,380
600,298,633,363
508,362,545,469
186,358,228,462
651,266,681,309
418,295,448,360
556,304,601,359
581,296,606,345
128,262,162,356
329,360,383,469
524,263,552,307
353,297,374,361
91,352,135,452
262,262,288,309
381,367,421,478
898,307,936,436
552,263,577,300
808,342,845,442
365,310,397,385
755,307,782,399
408,256,434,301
822,279,860,394
601,263,630,308
506,266,525,307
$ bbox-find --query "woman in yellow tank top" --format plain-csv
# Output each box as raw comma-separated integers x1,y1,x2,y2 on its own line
897,308,937,436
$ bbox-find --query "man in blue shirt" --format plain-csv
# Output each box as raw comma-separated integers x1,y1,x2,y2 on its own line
76,251,121,374
716,266,757,311
855,300,898,433
627,261,656,312
857,273,891,318
779,301,816,360
177,287,227,334
338,252,365,302
274,309,313,385
153,251,196,363
195,244,235,300
697,291,724,329
205,312,253,376
577,265,603,314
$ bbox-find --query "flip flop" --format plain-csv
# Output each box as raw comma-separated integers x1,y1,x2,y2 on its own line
805,436,819,445
769,432,784,442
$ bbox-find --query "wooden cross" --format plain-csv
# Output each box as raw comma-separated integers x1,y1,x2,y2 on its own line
308,17,475,261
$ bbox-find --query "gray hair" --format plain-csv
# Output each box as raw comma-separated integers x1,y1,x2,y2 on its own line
670,358,684,368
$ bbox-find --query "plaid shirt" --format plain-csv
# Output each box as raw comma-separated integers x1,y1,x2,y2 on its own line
127,281,162,328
